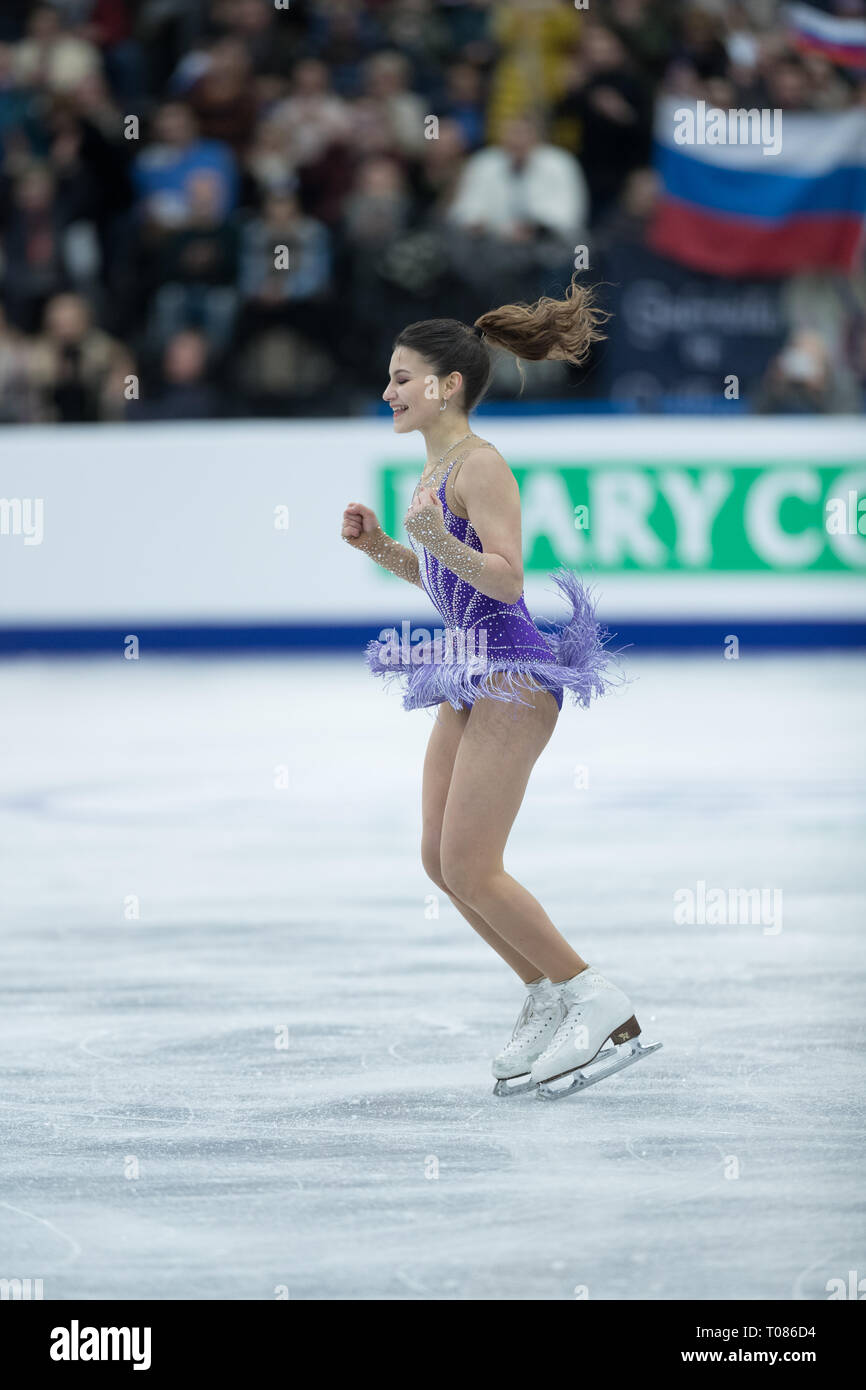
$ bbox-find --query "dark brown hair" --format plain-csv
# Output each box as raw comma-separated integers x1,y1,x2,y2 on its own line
393,275,608,412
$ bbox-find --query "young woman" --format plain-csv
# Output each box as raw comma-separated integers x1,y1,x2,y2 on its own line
341,280,661,1100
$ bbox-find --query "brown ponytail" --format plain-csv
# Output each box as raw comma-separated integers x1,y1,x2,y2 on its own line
392,279,609,413
474,274,608,368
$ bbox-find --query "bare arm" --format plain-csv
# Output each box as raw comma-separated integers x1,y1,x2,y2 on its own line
404,448,524,605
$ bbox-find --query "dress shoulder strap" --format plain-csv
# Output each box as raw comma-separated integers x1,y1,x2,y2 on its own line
444,438,498,517
444,437,496,479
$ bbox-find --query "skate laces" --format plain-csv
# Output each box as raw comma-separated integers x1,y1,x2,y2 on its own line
502,992,561,1054
511,993,534,1037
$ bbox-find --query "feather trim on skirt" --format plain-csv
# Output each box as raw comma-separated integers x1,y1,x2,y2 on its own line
364,568,627,712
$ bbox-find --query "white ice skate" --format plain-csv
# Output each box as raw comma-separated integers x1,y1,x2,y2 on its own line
531,967,662,1101
492,982,567,1096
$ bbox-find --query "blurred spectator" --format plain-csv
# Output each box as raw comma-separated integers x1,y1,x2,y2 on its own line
553,22,652,223
755,330,858,414
446,112,587,306
763,54,813,112
304,0,385,97
266,57,353,222
798,55,852,113
380,0,449,94
235,188,332,370
595,166,660,256
2,164,70,332
29,290,131,421
234,319,337,415
437,0,496,63
14,4,102,96
412,115,467,221
485,0,582,142
350,50,428,158
781,270,866,412
244,115,298,201
130,327,220,420
149,171,240,354
43,75,135,294
269,59,351,169
607,0,678,83
439,61,486,151
343,155,412,250
664,4,729,93
207,0,302,78
0,38,41,160
0,0,861,420
185,38,259,152
239,190,331,305
86,0,147,105
133,102,237,230
339,155,415,370
0,303,38,421
449,113,587,244
133,0,204,93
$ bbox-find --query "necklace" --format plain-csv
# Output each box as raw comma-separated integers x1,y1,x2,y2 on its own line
419,431,475,491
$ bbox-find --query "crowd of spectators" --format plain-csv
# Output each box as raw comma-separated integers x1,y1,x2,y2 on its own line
0,0,864,422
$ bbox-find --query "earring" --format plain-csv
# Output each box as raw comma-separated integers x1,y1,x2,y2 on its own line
440,398,447,412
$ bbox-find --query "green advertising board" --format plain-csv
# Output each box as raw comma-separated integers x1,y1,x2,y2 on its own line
380,462,866,573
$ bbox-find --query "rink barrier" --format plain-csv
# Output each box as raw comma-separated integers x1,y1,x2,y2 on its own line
0,620,864,655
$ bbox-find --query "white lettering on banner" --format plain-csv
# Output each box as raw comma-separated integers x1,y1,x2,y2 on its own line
2,420,863,625
591,471,666,567
623,280,779,350
658,470,734,566
743,470,823,567
825,470,866,568
520,472,586,565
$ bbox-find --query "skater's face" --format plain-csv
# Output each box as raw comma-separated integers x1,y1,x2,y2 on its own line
383,347,462,432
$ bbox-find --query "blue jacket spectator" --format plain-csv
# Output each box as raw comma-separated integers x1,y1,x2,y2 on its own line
133,102,238,228
239,193,332,304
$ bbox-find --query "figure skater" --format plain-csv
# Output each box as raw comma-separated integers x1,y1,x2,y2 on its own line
341,279,661,1100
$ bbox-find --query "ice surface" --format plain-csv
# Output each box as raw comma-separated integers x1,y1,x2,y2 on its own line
0,653,863,1300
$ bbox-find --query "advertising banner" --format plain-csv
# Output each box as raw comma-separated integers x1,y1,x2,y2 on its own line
0,419,863,643
598,242,785,404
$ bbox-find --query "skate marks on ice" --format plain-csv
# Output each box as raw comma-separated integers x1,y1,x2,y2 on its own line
0,655,864,1299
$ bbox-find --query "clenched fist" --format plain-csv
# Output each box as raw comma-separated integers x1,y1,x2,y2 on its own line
341,502,382,546
404,485,446,544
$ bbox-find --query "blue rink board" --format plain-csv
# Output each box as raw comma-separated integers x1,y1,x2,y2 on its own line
0,620,864,655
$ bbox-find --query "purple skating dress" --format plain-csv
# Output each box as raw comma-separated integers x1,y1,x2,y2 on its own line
365,447,620,713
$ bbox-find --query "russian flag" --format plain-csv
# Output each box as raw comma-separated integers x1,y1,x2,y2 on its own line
648,97,866,277
786,3,866,73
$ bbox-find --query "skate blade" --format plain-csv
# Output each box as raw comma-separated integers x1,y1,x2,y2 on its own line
536,1039,663,1101
493,1073,537,1097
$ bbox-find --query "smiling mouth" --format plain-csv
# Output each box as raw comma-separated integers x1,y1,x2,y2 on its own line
392,405,408,415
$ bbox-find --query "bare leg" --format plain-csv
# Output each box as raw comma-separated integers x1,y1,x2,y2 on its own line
439,687,588,984
421,702,543,982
